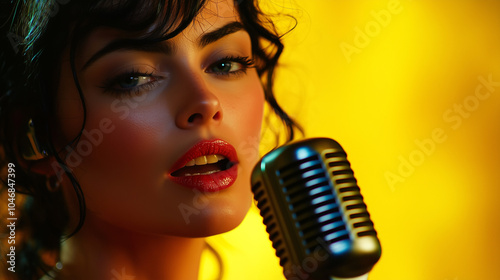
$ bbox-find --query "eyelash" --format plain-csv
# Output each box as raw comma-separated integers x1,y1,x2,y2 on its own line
206,55,255,76
99,69,162,97
100,56,255,96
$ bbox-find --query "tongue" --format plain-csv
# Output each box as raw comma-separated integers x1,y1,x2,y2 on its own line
172,160,230,177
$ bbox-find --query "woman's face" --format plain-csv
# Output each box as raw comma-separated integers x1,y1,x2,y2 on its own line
54,0,264,237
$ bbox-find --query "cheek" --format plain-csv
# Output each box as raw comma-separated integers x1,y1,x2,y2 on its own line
237,85,265,128
57,90,175,219
224,74,265,157
222,74,265,196
82,115,163,175
241,77,265,161
58,89,168,174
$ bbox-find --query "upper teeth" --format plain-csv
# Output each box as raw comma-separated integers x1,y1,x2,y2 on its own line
185,155,225,167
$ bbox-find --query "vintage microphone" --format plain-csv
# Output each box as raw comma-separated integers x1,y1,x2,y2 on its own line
251,138,381,280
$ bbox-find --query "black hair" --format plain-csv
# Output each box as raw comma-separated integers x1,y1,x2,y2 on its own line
0,0,302,279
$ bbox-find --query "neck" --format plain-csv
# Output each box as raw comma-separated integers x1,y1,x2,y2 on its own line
58,213,206,280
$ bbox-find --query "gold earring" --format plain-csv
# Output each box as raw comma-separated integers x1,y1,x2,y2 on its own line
21,118,48,160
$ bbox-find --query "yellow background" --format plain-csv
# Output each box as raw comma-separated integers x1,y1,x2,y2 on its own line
203,1,500,280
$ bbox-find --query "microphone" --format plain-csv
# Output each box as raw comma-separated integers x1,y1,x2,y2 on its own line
251,138,381,280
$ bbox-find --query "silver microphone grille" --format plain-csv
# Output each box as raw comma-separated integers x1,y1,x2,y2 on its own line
251,138,381,279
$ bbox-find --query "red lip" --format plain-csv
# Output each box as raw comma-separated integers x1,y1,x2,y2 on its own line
168,139,238,192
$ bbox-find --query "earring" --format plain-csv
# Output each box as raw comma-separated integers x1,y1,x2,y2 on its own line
46,176,61,192
21,118,49,160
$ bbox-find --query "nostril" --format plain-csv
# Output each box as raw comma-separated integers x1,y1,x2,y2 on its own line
188,113,203,123
213,111,221,121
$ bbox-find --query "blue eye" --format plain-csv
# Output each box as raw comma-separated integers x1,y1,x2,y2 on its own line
117,75,153,89
101,71,162,96
207,56,255,76
211,61,240,73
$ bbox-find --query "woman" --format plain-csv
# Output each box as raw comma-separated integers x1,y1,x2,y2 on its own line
0,0,300,279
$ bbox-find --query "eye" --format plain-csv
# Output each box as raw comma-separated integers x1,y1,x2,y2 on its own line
211,61,240,73
117,75,155,89
206,56,254,76
100,70,164,96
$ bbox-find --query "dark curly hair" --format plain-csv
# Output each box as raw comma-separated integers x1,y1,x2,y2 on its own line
0,0,302,279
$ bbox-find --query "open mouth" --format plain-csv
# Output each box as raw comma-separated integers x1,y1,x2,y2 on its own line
168,139,239,191
171,154,234,177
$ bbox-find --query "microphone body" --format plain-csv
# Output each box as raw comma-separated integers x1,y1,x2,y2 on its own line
251,138,381,280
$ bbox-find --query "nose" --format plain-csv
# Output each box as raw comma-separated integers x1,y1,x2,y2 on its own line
175,73,223,129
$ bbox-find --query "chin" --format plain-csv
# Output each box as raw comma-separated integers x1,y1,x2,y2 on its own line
79,173,255,238
173,193,253,238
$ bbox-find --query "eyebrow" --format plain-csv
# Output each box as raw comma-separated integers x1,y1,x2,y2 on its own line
198,21,244,48
81,21,245,71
